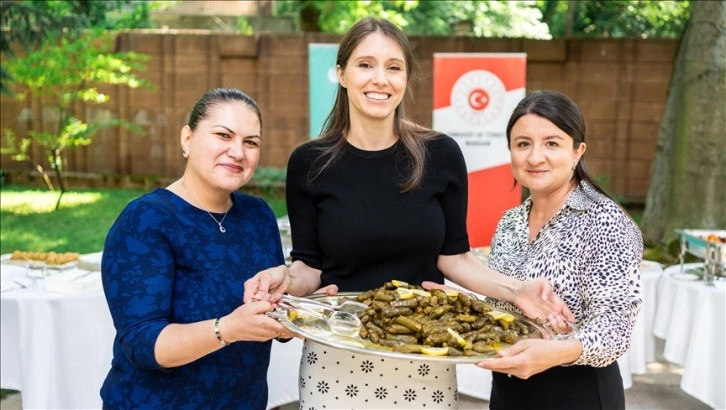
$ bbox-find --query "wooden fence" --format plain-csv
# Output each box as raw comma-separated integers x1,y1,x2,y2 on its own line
0,30,677,202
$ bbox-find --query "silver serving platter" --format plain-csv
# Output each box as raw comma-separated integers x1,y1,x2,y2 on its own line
276,292,555,364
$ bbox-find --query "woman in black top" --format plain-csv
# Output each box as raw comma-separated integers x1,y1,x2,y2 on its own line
245,18,573,408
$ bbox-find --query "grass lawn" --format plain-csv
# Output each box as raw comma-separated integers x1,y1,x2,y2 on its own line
0,185,287,255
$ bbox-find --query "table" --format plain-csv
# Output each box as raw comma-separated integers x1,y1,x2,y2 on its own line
653,263,725,410
626,260,663,374
1,263,115,409
267,338,304,408
1,261,319,410
2,261,312,410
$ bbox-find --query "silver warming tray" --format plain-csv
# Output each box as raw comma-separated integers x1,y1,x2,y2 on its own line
675,229,726,261
674,229,726,282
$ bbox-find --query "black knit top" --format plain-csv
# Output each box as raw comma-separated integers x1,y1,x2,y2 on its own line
286,134,471,291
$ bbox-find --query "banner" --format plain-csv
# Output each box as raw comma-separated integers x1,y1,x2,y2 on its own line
432,53,526,247
308,44,339,138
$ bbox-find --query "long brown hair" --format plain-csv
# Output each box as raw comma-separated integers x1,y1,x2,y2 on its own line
306,17,438,192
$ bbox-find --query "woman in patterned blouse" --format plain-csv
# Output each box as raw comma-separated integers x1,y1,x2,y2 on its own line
476,90,643,409
100,88,293,409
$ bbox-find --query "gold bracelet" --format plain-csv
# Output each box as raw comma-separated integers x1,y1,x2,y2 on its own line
214,317,228,347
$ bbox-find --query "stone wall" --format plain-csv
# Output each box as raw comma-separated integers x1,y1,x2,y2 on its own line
0,31,676,202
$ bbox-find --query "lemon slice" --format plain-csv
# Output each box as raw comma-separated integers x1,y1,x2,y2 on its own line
412,289,431,297
488,310,514,322
396,287,415,300
500,314,515,323
446,327,467,347
444,289,460,297
391,279,409,288
421,347,449,356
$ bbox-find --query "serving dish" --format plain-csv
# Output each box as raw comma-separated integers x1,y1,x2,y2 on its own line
2,252,80,270
675,229,725,284
671,272,700,281
4,258,78,270
675,229,726,262
274,292,554,364
639,260,662,270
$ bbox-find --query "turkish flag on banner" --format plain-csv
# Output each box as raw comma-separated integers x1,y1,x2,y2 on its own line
432,53,526,247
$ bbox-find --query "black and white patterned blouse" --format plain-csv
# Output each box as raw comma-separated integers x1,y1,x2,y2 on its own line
487,181,643,367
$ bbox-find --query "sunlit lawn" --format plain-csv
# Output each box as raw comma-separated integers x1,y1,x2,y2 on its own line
0,185,287,255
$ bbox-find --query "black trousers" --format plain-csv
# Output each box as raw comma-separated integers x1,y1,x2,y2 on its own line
489,361,625,410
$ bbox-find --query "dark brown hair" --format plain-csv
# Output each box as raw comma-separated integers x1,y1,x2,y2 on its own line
189,87,261,131
306,17,437,192
506,89,612,200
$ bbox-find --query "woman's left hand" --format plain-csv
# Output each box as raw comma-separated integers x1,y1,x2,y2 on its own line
514,277,575,334
476,338,582,379
243,265,290,304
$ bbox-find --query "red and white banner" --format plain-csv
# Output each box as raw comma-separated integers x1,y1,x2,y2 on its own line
432,53,526,247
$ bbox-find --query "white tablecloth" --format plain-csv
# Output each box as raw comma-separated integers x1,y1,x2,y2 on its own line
2,261,313,410
267,338,304,409
0,263,114,409
626,260,663,374
653,263,725,410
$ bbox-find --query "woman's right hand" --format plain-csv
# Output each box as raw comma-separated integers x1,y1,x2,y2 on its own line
243,265,290,304
222,300,294,342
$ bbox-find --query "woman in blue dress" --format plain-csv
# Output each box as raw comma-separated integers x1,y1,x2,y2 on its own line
100,88,292,409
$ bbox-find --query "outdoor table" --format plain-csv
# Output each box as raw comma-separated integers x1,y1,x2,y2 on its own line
267,337,305,408
1,260,305,410
627,260,664,374
653,262,725,410
0,263,114,409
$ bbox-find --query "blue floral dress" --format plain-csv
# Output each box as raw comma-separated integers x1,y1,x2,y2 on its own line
100,188,284,410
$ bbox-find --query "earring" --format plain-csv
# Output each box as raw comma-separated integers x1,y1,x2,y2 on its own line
182,150,188,158
572,161,578,171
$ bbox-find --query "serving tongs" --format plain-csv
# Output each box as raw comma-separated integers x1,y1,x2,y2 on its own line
268,294,368,337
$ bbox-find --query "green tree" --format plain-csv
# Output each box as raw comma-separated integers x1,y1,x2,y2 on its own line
404,0,550,38
277,0,412,33
536,0,690,38
2,31,153,210
275,0,549,38
641,1,726,244
1,0,161,94
275,0,688,39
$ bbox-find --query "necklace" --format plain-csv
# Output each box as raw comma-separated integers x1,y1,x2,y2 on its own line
180,179,229,233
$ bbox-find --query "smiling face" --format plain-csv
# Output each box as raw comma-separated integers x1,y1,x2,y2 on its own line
336,31,407,125
181,101,261,193
509,114,586,197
